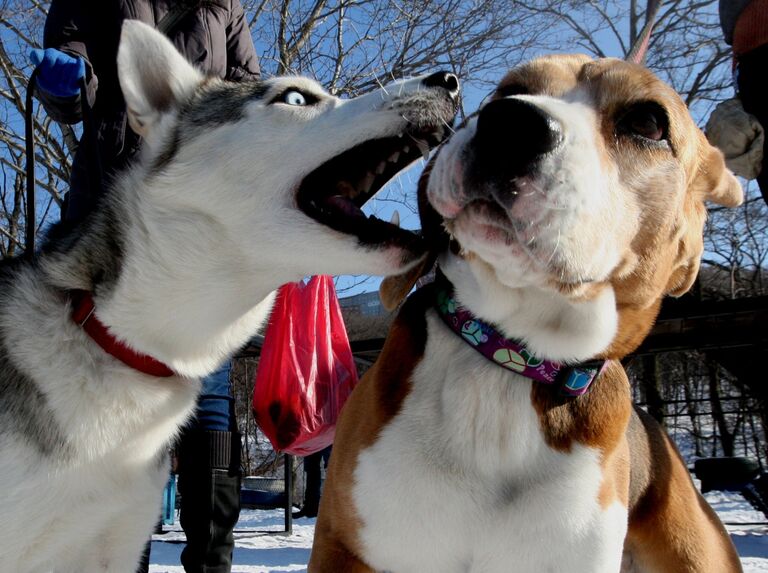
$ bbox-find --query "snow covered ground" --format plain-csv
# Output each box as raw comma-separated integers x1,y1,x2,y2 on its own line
149,509,313,573
707,489,768,572
148,494,768,572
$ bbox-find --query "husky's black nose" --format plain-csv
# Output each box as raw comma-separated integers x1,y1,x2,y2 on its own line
423,72,460,97
472,97,563,181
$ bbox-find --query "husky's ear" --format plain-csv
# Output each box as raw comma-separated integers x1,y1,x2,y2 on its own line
117,20,203,137
380,159,450,310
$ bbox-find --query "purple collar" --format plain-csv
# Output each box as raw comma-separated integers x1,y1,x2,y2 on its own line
433,275,607,397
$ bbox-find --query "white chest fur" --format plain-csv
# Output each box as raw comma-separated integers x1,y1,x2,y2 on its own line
0,273,200,572
352,311,628,573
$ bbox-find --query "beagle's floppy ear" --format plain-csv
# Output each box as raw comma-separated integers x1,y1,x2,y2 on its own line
379,160,449,310
696,142,744,208
664,139,744,298
664,209,705,298
379,253,437,311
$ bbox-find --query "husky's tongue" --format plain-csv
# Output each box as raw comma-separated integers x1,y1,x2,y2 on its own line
325,195,366,219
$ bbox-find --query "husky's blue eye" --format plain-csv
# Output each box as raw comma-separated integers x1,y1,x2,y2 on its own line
282,90,307,106
270,89,319,107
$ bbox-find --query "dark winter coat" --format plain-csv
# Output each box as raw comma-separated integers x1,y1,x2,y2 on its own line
39,0,261,221
719,0,753,45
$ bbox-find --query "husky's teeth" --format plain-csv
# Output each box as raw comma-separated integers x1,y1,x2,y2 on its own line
402,145,410,154
336,180,356,195
416,139,430,160
390,210,400,227
388,151,401,163
432,127,444,140
359,172,376,193
375,161,387,175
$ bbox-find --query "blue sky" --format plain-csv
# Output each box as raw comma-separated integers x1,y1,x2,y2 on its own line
3,2,738,286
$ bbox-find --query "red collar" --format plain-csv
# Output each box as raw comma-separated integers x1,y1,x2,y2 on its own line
70,290,175,377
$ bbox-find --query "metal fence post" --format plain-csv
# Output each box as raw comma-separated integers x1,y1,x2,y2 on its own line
284,453,293,534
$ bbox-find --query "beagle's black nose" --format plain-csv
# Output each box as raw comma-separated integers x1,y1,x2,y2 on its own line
473,97,563,180
423,72,460,97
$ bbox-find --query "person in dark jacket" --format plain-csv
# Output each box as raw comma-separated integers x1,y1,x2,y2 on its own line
720,0,768,202
35,0,260,221
32,2,260,572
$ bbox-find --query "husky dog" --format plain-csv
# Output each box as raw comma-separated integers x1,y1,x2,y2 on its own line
0,21,458,572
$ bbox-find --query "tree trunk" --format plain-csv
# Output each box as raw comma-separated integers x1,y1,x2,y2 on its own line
641,355,665,426
682,356,702,457
708,359,735,457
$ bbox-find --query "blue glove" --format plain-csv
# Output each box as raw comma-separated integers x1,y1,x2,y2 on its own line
29,48,86,98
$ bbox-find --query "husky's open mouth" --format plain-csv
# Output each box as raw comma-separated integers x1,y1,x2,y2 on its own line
296,127,449,249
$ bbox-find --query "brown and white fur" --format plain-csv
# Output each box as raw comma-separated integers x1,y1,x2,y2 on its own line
0,21,458,573
310,55,744,573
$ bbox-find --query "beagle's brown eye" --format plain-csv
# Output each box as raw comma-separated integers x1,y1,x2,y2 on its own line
618,102,668,142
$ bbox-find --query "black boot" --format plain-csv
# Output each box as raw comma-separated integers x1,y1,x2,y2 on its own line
177,430,242,573
293,450,323,518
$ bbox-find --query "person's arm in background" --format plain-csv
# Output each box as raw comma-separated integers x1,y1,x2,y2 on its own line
33,0,98,124
224,0,260,81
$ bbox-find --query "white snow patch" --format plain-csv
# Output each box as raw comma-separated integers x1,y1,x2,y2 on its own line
147,502,768,572
149,510,314,573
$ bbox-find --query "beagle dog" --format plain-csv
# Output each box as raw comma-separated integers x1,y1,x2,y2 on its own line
309,55,745,573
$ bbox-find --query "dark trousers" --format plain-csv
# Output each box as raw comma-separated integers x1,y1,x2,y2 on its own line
135,431,242,573
178,461,241,573
136,363,241,573
737,43,768,203
176,422,242,573
302,446,332,515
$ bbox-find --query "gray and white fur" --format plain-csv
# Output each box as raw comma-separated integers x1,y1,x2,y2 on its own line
0,20,457,572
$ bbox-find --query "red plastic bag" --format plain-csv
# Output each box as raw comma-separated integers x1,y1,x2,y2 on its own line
252,276,358,455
